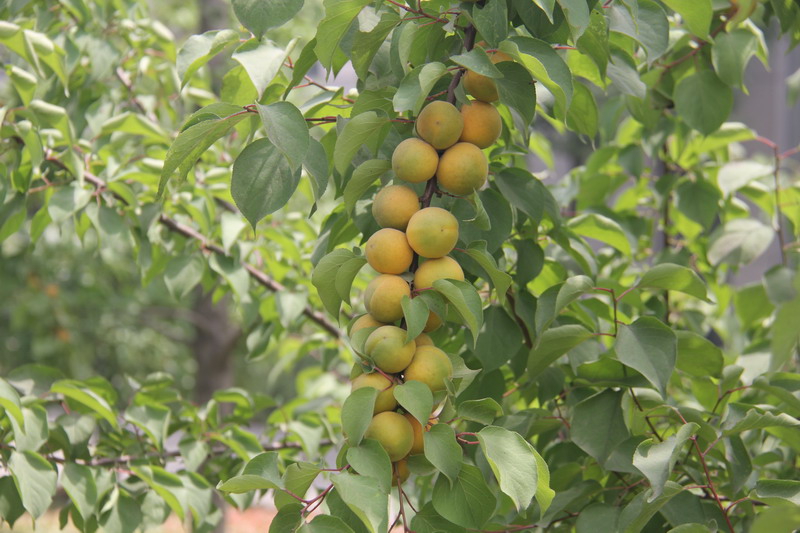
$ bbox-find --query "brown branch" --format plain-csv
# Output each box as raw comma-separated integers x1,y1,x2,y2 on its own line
446,25,477,104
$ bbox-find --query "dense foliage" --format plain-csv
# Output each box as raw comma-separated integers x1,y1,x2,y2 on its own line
1,0,800,531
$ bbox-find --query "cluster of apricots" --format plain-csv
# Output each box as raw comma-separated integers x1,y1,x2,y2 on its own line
344,71,504,483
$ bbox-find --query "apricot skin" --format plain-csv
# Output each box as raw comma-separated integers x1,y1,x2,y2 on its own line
392,459,410,486
423,311,443,332
365,228,414,275
414,256,465,289
406,207,459,259
392,138,439,184
403,413,425,455
436,142,488,196
365,325,416,373
350,314,386,337
415,333,434,347
372,185,420,230
404,345,453,393
352,373,397,414
459,100,502,149
415,101,464,150
463,50,513,103
365,411,414,462
364,275,411,323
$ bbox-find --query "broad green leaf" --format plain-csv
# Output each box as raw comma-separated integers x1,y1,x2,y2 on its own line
51,380,119,428
607,49,647,99
314,0,372,70
661,0,712,39
608,0,669,62
257,102,310,171
342,387,378,445
571,390,630,466
217,452,283,493
717,160,773,197
577,503,620,533
505,36,573,115
674,71,733,135
676,331,723,377
618,481,683,532
100,112,170,143
330,473,389,533
305,137,330,200
232,0,304,38
721,403,800,436
343,159,392,214
431,464,495,529
270,504,304,533
712,29,759,89
231,137,303,227
566,81,599,137
410,503,466,533
431,279,483,347
457,398,503,425
528,324,594,379
393,62,449,114
274,463,321,509
495,168,545,224
177,30,239,85
0,476,25,527
772,291,800,370
313,249,357,315
707,218,774,266
751,506,800,533
164,255,204,300
616,317,677,397
303,514,357,532
124,404,170,451
0,377,24,429
535,275,594,333
460,241,513,304
557,0,590,39
401,295,429,343
130,466,185,520
477,426,538,510
335,257,367,308
100,492,142,533
352,12,401,79
48,183,92,224
450,48,503,78
495,62,537,127
633,423,698,500
61,463,98,521
333,113,389,174
233,38,296,98
474,306,523,372
755,479,800,506
346,440,392,494
473,0,508,47
636,263,710,301
567,213,631,255
7,405,47,452
531,446,555,516
394,380,433,428
8,451,57,519
423,424,463,484
577,10,610,76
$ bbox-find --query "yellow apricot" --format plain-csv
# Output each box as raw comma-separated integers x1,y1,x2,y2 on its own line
462,50,513,103
364,274,411,323
392,138,439,184
392,459,410,486
459,100,502,148
406,207,459,258
404,345,453,393
415,101,464,150
415,333,434,347
403,413,438,455
372,185,420,230
365,411,414,461
365,228,414,275
423,311,443,332
414,256,465,289
365,325,416,373
352,373,398,414
436,142,488,196
350,314,386,337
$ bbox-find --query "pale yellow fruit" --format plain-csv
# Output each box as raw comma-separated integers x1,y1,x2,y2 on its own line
392,138,439,184
406,207,459,258
365,228,414,275
459,100,502,148
365,325,416,373
372,185,420,230
364,275,411,323
415,101,464,150
436,142,488,196
414,256,465,290
404,345,453,393
352,373,397,414
365,411,414,461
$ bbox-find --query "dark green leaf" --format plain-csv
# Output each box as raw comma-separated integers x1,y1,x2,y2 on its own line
755,479,800,506
450,48,503,78
313,249,357,316
343,159,392,214
676,331,723,377
457,398,503,425
673,71,733,135
62,463,97,521
557,0,590,39
423,424,463,484
460,241,513,304
352,12,401,79
528,324,594,379
495,62,537,127
314,0,372,70
431,279,484,348
401,295,429,343
257,102,310,171
394,380,433,429
615,317,677,397
233,0,304,39
571,390,630,466
431,464,495,529
712,29,758,89
636,263,709,301
333,113,389,173
473,0,509,47
392,63,448,114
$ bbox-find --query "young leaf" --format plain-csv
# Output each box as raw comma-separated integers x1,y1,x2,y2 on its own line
567,213,631,255
477,426,539,511
393,380,433,428
0,377,24,429
423,424,463,484
233,38,296,98
431,464,495,529
615,317,677,398
341,387,378,446
176,30,239,85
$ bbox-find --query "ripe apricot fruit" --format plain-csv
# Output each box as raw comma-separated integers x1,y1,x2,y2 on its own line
415,101,464,150
459,100,502,148
406,207,459,258
403,413,425,455
372,185,420,230
415,333,434,346
436,142,488,196
463,50,513,103
365,325,416,373
423,311,443,332
365,411,414,461
352,373,397,414
414,256,465,289
392,459,410,486
404,345,453,393
364,275,410,323
365,228,414,275
392,138,439,184
350,314,386,337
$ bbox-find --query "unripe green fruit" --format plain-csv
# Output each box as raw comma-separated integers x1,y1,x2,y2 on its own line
365,411,414,461
365,325,416,373
352,373,397,414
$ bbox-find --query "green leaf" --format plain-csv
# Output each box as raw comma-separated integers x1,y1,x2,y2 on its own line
233,38,295,98
477,426,539,511
707,218,774,266
532,446,555,516
450,48,503,78
571,390,630,466
164,255,204,300
231,137,303,228
352,12,401,79
423,424,463,484
673,71,733,135
313,249,357,316
608,0,669,62
567,213,631,255
755,479,800,506
257,102,310,171
473,0,508,47
431,279,483,348
346,440,392,494
62,463,98,521
7,405,47,452
576,503,620,533
232,0,304,39
457,398,503,425
176,30,239,85
661,0,712,39
333,113,389,174
607,49,647,99
577,10,610,76
494,168,545,224
460,241,513,304
616,317,677,397
401,295,429,343
100,492,142,533
393,63,449,115
633,423,698,501
124,404,170,451
528,324,594,379
712,29,758,89
342,387,378,446
8,451,57,519
343,159,392,214
303,514,357,532
314,0,372,70
721,403,800,436
270,504,304,533
0,377,24,429
410,503,466,533
506,36,573,115
335,257,367,308
130,466,185,521
557,0,591,39
618,481,683,532
717,160,773,197
636,263,709,301
566,81,599,137
51,380,119,428
394,380,433,428
48,183,92,224
535,275,595,334
275,463,321,509
676,331,723,377
100,112,170,143
217,452,283,493
474,306,523,372
431,464,495,529
0,476,25,527
495,62,537,127
330,473,389,533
